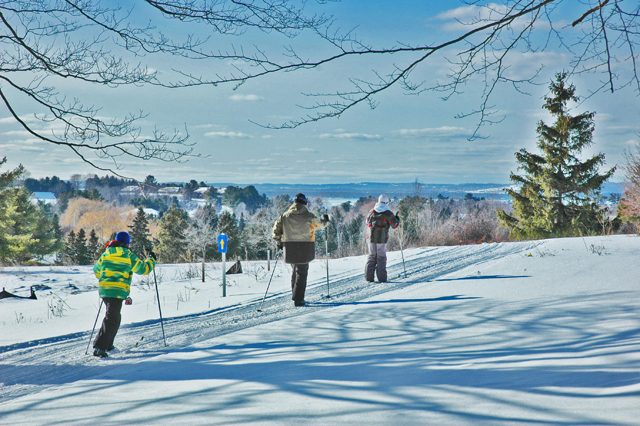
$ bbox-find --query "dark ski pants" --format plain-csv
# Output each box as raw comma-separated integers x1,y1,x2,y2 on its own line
365,243,388,282
93,297,123,351
291,263,310,302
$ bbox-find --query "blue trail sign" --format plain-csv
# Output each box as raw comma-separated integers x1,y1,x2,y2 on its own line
217,234,228,254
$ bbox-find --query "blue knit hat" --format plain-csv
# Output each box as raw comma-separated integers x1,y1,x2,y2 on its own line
295,193,308,205
116,231,130,245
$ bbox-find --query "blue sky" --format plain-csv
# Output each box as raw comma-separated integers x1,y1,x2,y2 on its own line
0,1,637,184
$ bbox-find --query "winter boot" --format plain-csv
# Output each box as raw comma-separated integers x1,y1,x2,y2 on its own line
294,300,306,307
93,348,109,358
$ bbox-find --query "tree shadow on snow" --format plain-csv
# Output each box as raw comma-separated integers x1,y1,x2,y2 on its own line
3,290,640,425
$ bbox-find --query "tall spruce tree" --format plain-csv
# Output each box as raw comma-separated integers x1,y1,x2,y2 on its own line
129,207,153,257
62,230,77,265
216,211,241,259
0,187,59,264
75,228,92,265
88,229,102,262
156,204,189,263
498,72,615,240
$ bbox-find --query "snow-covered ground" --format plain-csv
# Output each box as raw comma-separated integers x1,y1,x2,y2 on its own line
1,235,639,425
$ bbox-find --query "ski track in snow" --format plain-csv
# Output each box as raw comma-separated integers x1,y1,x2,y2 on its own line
0,241,541,401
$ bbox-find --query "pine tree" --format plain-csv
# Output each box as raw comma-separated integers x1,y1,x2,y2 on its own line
53,214,65,264
88,229,102,262
156,204,189,263
216,211,240,259
75,228,92,265
129,207,152,257
62,230,77,265
498,72,616,239
0,185,60,264
29,205,61,261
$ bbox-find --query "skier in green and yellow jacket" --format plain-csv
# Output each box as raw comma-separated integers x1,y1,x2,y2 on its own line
92,231,156,358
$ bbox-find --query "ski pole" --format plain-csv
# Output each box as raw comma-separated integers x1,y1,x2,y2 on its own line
325,231,331,298
399,229,408,279
258,249,280,312
153,267,167,347
85,299,104,355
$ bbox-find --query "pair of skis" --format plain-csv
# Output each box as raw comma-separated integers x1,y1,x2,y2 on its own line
258,237,333,313
86,268,166,356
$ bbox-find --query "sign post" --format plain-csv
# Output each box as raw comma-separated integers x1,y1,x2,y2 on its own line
217,234,228,297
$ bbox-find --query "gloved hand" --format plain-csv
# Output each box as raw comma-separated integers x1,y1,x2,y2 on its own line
276,241,283,250
322,214,330,222
149,251,157,261
395,213,400,222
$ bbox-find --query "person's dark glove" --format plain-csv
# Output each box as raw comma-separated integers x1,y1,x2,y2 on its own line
322,214,330,223
276,241,283,250
395,213,400,222
149,251,157,261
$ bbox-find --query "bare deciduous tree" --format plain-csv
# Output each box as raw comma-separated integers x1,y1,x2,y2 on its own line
168,0,640,137
187,203,218,282
0,0,328,175
618,140,640,221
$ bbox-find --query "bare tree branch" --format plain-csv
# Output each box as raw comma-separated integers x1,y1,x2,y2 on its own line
1,0,639,168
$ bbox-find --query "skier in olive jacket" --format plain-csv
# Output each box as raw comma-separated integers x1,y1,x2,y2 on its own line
365,194,399,283
273,193,329,306
92,231,156,357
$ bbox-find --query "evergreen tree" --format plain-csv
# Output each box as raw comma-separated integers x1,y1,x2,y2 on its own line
75,228,92,265
216,211,241,259
498,73,615,239
222,185,268,211
129,207,153,256
88,229,102,262
156,204,189,263
29,204,62,261
0,162,60,264
62,230,77,265
52,214,65,264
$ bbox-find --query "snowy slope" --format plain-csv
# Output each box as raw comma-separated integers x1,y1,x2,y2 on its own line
1,235,639,425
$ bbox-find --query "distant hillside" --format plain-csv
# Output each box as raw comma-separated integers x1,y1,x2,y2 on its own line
205,181,624,203
207,182,511,201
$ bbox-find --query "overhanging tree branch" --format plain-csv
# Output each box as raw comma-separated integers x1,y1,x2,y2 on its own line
1,0,639,170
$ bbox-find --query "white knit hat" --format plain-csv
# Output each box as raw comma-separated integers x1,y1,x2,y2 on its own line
378,194,389,204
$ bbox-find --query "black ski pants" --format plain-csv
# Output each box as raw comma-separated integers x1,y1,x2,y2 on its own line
94,297,123,351
291,263,309,302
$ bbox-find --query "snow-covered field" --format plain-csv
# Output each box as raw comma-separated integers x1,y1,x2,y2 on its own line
1,235,639,425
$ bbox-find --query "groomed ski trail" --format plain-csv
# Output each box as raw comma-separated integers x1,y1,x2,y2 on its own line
0,240,541,401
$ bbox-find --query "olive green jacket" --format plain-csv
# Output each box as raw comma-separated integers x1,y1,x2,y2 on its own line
272,203,329,263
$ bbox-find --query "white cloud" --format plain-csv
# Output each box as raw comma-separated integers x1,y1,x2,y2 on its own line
297,148,316,152
318,132,383,141
391,126,471,139
229,94,263,101
191,124,225,130
436,3,549,33
2,130,33,137
204,131,254,139
0,115,41,125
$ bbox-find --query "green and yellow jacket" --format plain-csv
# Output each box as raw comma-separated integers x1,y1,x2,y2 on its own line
94,241,155,299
